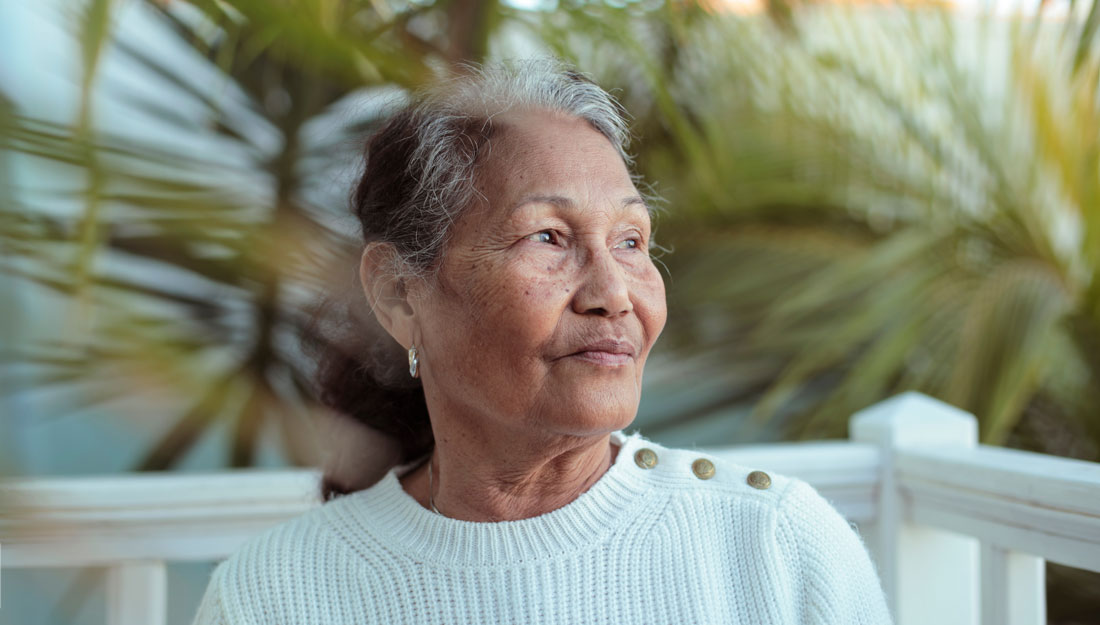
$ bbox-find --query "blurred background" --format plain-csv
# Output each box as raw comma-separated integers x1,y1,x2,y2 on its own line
1,0,1098,622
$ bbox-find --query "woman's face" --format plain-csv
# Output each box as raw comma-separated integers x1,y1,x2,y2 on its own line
411,108,667,440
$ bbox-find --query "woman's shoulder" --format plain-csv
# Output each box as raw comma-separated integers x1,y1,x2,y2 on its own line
196,492,375,622
210,488,369,580
629,435,890,620
624,433,858,538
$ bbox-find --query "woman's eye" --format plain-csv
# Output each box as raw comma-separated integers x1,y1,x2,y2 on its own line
615,237,641,250
526,230,558,245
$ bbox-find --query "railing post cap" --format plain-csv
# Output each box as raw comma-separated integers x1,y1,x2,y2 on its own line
850,391,977,446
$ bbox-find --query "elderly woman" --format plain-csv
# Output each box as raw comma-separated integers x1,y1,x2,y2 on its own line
191,60,892,624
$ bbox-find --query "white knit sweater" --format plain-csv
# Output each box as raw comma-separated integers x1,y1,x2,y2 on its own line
191,431,893,624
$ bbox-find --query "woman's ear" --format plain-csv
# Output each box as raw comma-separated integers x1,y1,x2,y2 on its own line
359,242,416,349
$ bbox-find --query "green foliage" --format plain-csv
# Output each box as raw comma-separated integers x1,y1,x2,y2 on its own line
2,0,1099,475
522,4,1100,451
1,0,500,470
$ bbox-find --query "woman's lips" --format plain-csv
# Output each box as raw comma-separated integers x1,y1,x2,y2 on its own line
563,339,636,366
568,350,633,366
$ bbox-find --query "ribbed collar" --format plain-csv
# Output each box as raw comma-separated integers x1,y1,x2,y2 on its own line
325,431,656,567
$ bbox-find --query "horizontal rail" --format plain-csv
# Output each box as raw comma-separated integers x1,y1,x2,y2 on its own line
897,444,1100,573
0,469,321,567
0,442,881,568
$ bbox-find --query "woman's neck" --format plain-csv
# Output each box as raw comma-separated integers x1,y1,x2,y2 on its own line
400,429,620,522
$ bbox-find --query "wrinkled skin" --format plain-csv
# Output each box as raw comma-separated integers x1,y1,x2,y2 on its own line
364,108,667,520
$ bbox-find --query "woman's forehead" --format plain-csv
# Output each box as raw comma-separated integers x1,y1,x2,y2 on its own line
477,111,637,205
487,108,619,160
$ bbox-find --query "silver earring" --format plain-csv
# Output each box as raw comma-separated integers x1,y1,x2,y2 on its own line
408,345,420,378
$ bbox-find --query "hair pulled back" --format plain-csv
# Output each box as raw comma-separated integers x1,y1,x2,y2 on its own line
309,59,633,500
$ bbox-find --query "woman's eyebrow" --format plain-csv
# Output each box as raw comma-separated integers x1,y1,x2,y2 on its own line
622,196,649,213
509,194,649,213
510,194,574,212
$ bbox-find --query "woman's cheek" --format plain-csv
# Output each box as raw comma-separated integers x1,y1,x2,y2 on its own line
513,250,572,298
637,263,668,338
465,263,563,328
518,272,572,310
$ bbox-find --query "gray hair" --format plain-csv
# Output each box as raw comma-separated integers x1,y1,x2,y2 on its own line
353,58,635,277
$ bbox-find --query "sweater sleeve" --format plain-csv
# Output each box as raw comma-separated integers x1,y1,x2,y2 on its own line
190,562,232,625
776,478,893,625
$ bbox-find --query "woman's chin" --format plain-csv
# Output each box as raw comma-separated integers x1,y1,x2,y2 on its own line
531,387,640,434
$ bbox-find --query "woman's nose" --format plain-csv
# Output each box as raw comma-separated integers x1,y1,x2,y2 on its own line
571,247,633,317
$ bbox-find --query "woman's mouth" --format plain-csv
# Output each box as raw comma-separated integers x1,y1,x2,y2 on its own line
568,350,633,366
563,339,636,366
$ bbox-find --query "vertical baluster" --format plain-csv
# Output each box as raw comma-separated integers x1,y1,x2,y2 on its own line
851,392,981,625
107,560,167,625
981,544,1045,625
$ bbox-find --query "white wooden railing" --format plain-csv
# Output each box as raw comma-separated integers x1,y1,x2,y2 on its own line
2,392,1098,625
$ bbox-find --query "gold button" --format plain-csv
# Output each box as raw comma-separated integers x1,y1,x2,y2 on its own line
747,470,772,490
634,448,659,469
691,458,716,480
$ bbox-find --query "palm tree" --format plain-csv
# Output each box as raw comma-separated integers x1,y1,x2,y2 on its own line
4,0,1100,620
523,2,1100,461
1,0,505,474
5,0,1098,495
1,1,508,620
525,7,1100,619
